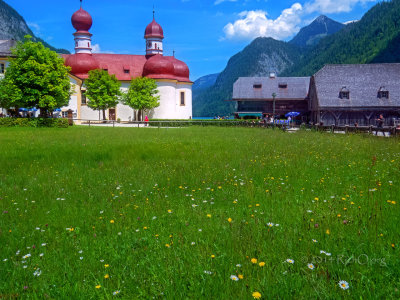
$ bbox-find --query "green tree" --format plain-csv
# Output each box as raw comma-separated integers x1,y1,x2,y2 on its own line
85,69,121,120
122,77,160,121
0,35,72,117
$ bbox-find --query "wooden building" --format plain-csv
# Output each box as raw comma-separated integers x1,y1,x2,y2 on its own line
309,64,400,126
232,74,310,119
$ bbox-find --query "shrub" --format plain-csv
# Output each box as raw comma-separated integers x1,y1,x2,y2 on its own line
0,118,70,128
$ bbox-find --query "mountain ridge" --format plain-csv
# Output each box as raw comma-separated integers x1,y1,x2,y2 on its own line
0,0,69,54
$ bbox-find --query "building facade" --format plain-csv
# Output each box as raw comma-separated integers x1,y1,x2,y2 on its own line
232,74,310,120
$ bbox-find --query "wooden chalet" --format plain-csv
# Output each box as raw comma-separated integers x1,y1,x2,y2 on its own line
231,74,310,120
309,64,400,126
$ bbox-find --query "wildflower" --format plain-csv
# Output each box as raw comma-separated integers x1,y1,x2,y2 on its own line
104,274,109,279
286,259,294,264
110,220,115,224
33,269,42,277
80,257,83,260
113,290,120,296
267,222,274,227
312,239,318,243
3,259,8,262
338,280,349,290
211,255,215,258
337,214,341,218
96,285,101,289
252,291,262,299
168,210,172,213
23,265,28,269
191,242,195,245
41,243,47,247
236,264,242,267
227,218,232,223
326,229,330,235
307,263,315,270
238,274,244,279
104,264,109,268
204,270,212,274
251,258,257,264
259,262,265,267
207,214,212,218
165,244,170,248
230,275,239,281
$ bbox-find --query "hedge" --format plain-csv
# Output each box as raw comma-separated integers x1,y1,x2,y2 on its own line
147,119,263,127
0,118,70,128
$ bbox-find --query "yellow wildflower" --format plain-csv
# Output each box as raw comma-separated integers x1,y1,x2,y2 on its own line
110,220,115,224
259,262,265,267
104,264,109,268
252,291,262,299
104,274,109,279
227,218,232,223
238,274,244,279
95,285,101,289
251,258,257,264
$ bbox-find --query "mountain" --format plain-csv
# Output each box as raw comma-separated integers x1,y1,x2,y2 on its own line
283,0,400,76
193,73,219,92
193,38,303,117
289,15,345,47
0,0,69,54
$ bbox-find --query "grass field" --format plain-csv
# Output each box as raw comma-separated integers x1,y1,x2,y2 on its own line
0,127,399,299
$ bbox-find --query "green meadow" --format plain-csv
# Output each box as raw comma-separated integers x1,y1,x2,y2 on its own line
0,127,399,299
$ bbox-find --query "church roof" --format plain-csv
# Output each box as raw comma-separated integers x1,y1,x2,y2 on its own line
62,53,192,83
233,76,310,100
313,64,400,108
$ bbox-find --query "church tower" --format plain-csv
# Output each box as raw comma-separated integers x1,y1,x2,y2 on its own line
71,0,93,54
144,11,164,56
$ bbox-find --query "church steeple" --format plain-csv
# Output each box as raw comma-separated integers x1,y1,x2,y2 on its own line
71,0,93,54
144,10,164,56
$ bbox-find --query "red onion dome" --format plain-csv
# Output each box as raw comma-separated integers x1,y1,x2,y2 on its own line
71,8,93,32
170,57,190,80
143,54,175,78
65,54,99,77
144,19,164,39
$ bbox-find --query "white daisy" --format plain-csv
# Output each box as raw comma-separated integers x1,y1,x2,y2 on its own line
307,263,315,270
338,280,349,290
286,259,294,264
230,275,239,281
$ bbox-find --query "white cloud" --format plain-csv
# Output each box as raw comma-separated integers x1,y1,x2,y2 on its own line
222,0,377,41
215,0,238,5
92,44,101,53
223,3,303,41
305,0,376,14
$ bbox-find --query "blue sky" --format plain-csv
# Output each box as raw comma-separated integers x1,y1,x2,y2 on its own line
5,0,378,80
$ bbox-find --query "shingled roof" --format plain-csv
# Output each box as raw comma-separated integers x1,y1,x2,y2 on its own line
0,39,16,57
233,76,310,100
314,64,400,108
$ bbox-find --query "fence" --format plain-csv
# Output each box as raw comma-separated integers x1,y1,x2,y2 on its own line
74,119,400,137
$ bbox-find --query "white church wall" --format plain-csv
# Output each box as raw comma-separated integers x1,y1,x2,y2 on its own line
152,81,178,119
176,84,193,119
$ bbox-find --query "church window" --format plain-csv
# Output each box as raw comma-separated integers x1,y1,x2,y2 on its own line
0,63,5,74
180,92,185,106
81,91,87,105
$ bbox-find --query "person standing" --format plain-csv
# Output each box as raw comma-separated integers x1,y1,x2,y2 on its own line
375,114,385,136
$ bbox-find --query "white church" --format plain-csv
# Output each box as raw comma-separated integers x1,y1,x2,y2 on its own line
62,3,193,122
